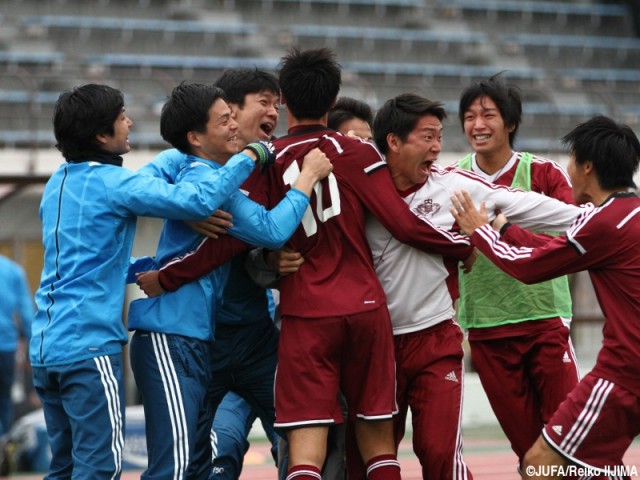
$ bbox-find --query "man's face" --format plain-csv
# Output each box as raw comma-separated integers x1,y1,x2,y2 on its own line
388,114,443,190
338,117,373,143
231,89,280,148
567,154,587,204
190,98,239,162
101,108,132,155
462,95,512,157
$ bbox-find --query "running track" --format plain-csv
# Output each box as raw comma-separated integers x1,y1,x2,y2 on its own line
7,433,639,479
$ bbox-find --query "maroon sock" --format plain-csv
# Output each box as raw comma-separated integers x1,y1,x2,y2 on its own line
286,464,322,480
366,454,401,480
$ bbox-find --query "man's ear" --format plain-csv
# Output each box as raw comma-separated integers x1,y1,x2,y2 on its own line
95,132,109,146
187,130,201,148
387,132,401,153
228,102,240,118
583,160,594,175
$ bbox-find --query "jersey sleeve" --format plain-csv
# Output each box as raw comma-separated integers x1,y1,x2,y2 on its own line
532,158,574,204
451,167,581,232
136,148,185,183
470,214,604,284
106,151,255,221
500,223,555,247
157,235,250,291
154,162,298,291
225,187,310,249
486,183,581,232
347,151,473,260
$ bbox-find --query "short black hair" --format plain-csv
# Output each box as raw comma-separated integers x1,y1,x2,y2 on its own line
214,68,279,107
278,47,341,120
373,93,446,155
562,115,640,190
328,97,373,131
53,83,124,160
160,82,226,153
458,73,522,148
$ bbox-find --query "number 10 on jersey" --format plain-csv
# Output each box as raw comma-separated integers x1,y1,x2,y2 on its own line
283,161,341,237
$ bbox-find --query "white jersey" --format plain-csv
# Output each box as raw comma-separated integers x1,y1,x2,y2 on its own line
366,164,583,335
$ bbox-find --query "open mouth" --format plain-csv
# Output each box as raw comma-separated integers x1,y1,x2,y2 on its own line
260,122,275,138
421,161,433,175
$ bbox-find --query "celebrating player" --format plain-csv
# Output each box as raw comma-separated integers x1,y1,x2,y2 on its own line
451,115,640,479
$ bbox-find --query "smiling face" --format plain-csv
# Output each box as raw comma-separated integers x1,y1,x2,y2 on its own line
387,114,443,190
462,95,514,162
230,89,280,148
189,98,239,163
98,107,132,155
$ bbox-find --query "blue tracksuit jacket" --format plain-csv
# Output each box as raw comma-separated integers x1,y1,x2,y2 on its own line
127,149,309,340
31,152,254,366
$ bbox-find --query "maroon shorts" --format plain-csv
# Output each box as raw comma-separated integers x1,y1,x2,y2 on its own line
274,306,397,428
347,320,471,480
470,317,580,460
543,372,640,471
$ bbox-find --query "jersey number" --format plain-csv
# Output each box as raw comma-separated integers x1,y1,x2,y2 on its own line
283,161,341,236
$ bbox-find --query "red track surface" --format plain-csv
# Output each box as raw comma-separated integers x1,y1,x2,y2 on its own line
6,432,639,479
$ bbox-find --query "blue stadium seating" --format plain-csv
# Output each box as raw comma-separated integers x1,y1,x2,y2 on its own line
439,0,626,18
501,33,640,51
243,0,422,5
558,68,640,84
22,15,257,36
288,24,486,46
0,51,64,66
83,54,277,71
1,0,639,152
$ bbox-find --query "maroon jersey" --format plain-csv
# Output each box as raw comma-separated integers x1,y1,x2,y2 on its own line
471,192,640,397
158,235,247,291
156,168,266,291
261,125,472,318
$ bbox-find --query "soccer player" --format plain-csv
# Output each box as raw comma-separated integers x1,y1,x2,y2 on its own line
455,74,581,467
450,115,640,479
263,47,475,480
275,95,376,480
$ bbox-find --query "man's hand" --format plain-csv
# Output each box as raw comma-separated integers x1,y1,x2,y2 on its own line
460,248,478,274
298,148,333,183
490,213,509,232
136,271,165,297
300,148,333,182
450,190,489,236
186,209,233,239
267,248,305,276
289,148,333,196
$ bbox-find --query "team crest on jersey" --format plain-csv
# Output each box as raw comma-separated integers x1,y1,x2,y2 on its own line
412,199,441,219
